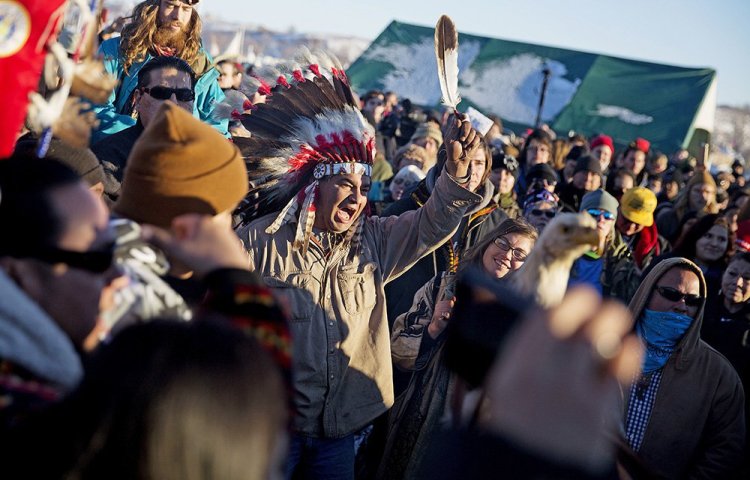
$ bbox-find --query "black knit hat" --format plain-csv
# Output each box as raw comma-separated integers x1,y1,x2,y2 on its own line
566,145,589,162
491,151,519,178
525,163,558,185
573,154,602,176
14,136,105,187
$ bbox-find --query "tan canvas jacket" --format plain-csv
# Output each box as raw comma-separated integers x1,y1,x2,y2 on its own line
238,170,480,438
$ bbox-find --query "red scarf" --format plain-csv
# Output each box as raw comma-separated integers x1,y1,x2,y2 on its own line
634,223,660,269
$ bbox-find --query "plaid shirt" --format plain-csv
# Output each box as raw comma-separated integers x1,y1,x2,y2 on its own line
625,370,663,451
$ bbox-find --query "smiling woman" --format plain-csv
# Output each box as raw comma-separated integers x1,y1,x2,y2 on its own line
660,214,734,294
383,217,537,478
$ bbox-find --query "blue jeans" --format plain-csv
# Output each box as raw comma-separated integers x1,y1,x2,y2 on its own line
286,433,355,480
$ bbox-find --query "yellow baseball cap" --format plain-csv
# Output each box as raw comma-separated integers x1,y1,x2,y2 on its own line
620,187,657,227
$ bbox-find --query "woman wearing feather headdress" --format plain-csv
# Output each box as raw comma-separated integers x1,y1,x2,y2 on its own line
234,49,484,478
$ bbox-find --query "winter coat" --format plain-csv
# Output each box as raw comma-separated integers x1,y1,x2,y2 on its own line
383,171,507,326
93,37,227,142
702,294,750,475
625,257,746,479
91,122,144,201
0,269,82,431
379,275,454,479
237,169,481,438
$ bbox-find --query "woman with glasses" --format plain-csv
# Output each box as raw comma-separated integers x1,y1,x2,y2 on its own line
379,218,537,479
567,189,639,302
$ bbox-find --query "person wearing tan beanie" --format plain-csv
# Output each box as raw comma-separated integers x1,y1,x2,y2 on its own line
114,101,248,229
108,101,248,319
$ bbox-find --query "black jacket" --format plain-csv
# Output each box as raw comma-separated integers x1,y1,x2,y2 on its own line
91,122,144,201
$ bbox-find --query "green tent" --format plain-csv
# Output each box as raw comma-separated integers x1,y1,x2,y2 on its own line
348,20,717,153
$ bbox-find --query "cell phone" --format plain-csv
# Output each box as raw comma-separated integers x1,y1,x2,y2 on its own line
443,267,533,388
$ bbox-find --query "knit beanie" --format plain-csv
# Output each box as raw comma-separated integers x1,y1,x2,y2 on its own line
574,154,602,176
410,122,443,147
14,136,105,187
633,137,650,154
580,189,619,218
525,163,558,185
590,134,614,155
394,144,430,170
566,145,589,162
114,101,248,228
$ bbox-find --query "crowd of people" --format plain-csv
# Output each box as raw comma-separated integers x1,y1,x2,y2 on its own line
1,0,748,479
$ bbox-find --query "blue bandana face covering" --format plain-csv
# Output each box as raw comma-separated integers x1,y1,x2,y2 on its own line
636,309,694,374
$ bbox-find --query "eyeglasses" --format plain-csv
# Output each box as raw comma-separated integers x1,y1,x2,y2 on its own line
530,208,556,219
587,208,615,221
655,286,702,307
16,242,116,274
493,236,528,261
142,86,195,102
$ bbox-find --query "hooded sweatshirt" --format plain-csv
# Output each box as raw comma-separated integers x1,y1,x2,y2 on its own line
625,257,745,479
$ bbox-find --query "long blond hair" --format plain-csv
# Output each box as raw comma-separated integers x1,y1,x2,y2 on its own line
119,0,203,74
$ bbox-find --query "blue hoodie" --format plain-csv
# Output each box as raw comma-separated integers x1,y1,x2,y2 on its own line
92,37,228,142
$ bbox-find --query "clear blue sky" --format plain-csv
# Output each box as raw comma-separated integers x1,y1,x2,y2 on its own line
203,0,749,106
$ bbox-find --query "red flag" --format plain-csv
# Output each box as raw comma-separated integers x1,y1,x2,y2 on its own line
0,0,67,157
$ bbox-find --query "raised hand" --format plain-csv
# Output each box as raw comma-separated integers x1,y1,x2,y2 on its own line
443,113,481,182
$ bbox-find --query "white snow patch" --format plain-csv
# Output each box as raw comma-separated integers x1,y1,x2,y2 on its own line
590,104,653,125
460,53,580,125
360,37,482,106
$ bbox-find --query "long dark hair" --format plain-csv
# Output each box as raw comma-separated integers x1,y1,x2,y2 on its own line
672,214,734,266
459,217,538,274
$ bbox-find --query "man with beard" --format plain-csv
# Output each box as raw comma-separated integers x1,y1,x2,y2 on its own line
93,0,227,142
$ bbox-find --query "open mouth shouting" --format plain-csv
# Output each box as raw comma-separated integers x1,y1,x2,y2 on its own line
334,204,359,226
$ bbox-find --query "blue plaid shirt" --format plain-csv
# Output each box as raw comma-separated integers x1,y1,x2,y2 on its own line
625,370,663,451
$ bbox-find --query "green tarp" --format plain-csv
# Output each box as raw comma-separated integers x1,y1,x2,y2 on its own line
348,21,716,152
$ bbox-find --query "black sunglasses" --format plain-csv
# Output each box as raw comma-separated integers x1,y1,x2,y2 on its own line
142,86,195,102
18,242,116,274
530,208,556,219
655,286,702,307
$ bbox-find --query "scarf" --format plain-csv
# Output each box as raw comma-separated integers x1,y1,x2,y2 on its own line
633,223,660,269
636,309,693,373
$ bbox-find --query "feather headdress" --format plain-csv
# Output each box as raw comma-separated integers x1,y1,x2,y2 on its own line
434,15,461,112
234,52,375,256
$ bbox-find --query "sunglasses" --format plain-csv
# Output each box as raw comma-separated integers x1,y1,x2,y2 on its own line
19,242,116,274
530,208,556,219
492,236,528,261
587,208,615,221
142,86,195,102
655,286,702,307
